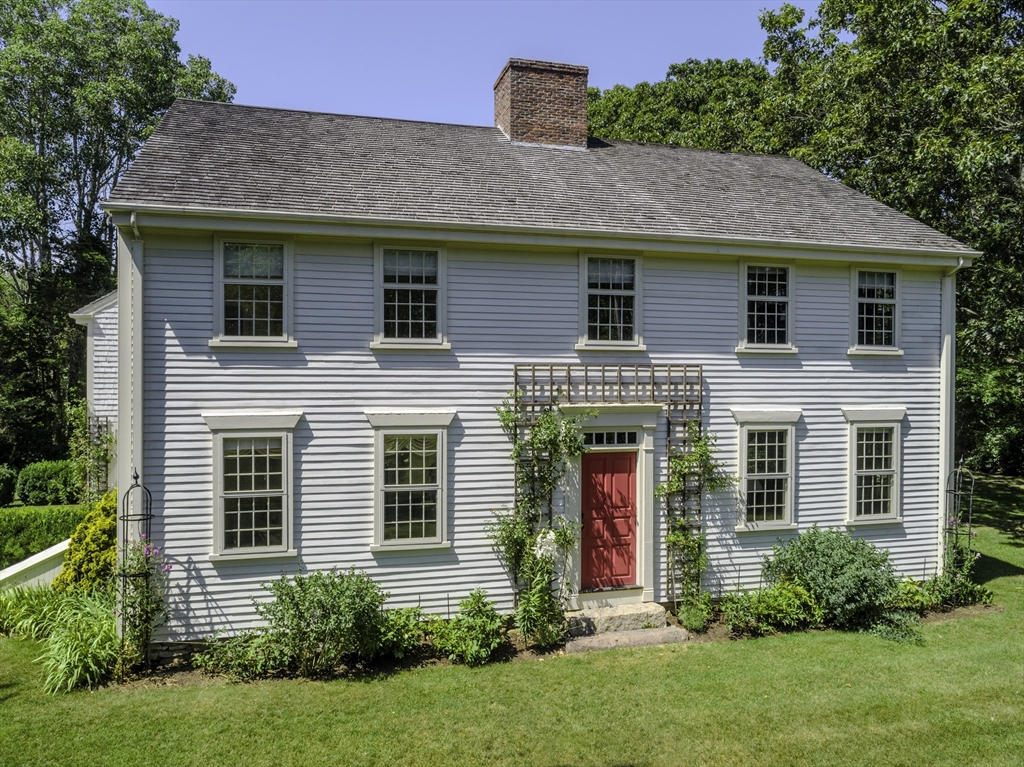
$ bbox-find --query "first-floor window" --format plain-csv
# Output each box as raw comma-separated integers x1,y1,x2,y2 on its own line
222,437,285,550
382,433,439,541
854,426,896,517
744,428,791,524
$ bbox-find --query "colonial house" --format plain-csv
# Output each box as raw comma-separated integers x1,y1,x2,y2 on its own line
97,59,976,640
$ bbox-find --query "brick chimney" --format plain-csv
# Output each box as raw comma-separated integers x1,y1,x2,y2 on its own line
494,58,589,148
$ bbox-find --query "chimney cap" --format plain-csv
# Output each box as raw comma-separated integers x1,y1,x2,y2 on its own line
493,58,589,90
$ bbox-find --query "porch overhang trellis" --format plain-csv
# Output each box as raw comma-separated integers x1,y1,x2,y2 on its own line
512,363,704,519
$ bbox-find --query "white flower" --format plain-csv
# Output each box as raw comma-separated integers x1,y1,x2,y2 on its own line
534,529,557,561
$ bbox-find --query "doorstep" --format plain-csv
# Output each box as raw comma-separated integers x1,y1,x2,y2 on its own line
566,601,667,637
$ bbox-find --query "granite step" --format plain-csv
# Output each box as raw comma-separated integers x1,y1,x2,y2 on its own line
566,602,667,637
565,626,688,653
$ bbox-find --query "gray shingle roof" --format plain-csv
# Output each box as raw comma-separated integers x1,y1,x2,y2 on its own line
108,99,974,254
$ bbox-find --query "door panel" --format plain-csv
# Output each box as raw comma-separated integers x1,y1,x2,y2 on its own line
581,451,637,589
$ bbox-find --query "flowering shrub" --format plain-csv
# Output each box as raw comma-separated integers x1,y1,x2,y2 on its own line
115,534,171,674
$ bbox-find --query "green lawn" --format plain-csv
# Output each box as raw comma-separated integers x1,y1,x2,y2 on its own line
2,480,1023,767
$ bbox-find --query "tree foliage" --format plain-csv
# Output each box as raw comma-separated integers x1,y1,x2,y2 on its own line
589,1,1024,472
0,0,234,467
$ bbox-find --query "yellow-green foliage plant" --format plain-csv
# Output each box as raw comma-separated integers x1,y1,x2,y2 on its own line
52,489,117,592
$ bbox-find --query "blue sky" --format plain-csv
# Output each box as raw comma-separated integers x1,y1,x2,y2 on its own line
152,0,819,125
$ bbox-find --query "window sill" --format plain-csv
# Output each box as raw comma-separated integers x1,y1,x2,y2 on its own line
208,338,298,349
735,522,798,533
846,517,903,527
847,347,904,357
370,541,452,553
574,342,647,353
369,341,452,351
735,345,799,355
208,548,298,563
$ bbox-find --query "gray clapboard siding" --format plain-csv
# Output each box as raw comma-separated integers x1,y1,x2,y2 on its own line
93,302,119,420
142,234,946,640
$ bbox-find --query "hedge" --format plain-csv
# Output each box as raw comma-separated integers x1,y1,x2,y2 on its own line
15,461,80,506
0,465,16,507
0,505,89,570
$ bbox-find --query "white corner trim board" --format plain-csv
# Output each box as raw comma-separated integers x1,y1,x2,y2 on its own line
840,406,906,423
202,411,303,430
364,410,457,428
730,407,802,424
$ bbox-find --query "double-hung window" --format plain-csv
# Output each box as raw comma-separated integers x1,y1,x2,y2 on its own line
850,269,900,353
212,239,294,347
842,407,904,523
373,246,448,348
577,255,643,350
738,264,793,350
731,408,800,530
204,411,301,560
366,411,454,550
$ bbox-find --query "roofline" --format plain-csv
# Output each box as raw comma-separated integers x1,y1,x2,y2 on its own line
100,200,979,266
69,289,118,323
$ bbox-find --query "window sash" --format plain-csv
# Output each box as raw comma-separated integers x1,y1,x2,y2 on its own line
741,265,791,346
854,426,896,517
380,433,441,543
856,271,897,347
744,428,791,524
219,241,288,340
586,257,636,342
380,249,441,340
220,435,287,552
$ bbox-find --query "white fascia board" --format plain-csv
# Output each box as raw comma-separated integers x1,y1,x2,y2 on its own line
730,407,802,424
69,290,118,324
841,406,907,423
100,202,979,267
364,410,456,428
202,411,303,430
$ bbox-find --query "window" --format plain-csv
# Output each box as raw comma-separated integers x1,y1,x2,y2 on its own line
842,406,904,523
577,255,644,350
745,265,791,345
212,238,294,347
851,269,900,352
583,431,638,447
366,410,455,550
731,408,801,530
204,411,301,560
373,246,448,348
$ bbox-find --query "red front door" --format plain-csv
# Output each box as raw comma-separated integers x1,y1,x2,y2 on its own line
581,451,637,590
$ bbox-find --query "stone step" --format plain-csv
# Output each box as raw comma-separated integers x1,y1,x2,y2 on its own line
565,626,688,654
566,602,667,637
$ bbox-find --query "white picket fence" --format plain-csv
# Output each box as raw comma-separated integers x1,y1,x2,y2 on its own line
0,539,69,589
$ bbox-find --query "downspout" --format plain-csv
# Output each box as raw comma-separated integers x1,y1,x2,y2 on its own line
937,255,963,576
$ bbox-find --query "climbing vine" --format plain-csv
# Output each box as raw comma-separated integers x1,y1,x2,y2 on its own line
489,392,592,647
657,422,734,629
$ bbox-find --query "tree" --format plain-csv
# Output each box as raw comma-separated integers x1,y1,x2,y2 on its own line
588,1,1024,472
0,0,234,467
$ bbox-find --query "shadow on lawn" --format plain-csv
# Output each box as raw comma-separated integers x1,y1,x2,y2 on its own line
973,551,1024,585
971,475,1024,546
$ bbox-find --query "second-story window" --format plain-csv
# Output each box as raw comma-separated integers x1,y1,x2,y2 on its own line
855,270,898,348
383,249,438,339
746,265,790,345
587,257,636,342
223,242,286,338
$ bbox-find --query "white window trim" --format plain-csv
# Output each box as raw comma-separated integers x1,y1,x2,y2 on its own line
843,406,905,524
575,253,646,352
848,266,903,356
210,236,296,349
732,407,800,531
735,260,798,354
366,410,455,551
203,410,302,562
371,244,450,351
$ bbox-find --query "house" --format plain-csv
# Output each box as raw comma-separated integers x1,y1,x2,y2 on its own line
98,59,977,641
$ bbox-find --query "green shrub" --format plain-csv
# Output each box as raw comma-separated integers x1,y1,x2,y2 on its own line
866,609,923,644
52,490,117,592
676,592,714,633
380,607,426,660
15,460,81,506
722,581,821,637
762,526,898,630
514,554,566,648
922,570,994,609
192,631,290,681
0,504,89,569
0,464,16,507
431,589,506,666
38,589,118,693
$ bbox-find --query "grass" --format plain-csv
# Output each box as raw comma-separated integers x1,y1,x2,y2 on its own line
1,480,1023,766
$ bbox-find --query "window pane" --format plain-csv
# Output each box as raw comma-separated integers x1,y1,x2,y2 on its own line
587,293,634,341
383,434,438,487
857,301,895,346
746,430,787,475
383,489,438,540
587,258,635,291
224,494,284,549
856,474,892,516
224,283,285,337
747,266,788,298
224,437,283,493
858,271,895,300
856,428,893,472
383,249,438,285
746,300,788,345
224,243,284,280
746,478,788,522
383,288,438,339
